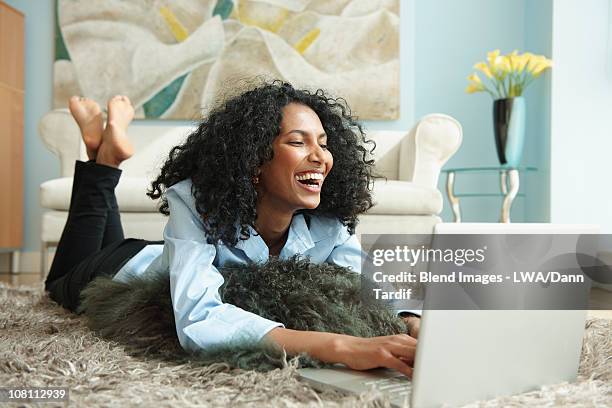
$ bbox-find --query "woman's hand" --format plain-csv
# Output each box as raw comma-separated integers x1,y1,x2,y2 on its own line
263,328,417,377
331,334,417,377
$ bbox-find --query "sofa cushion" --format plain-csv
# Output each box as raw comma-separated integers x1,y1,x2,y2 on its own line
368,179,442,215
41,177,442,215
41,210,168,243
40,177,160,212
41,211,441,245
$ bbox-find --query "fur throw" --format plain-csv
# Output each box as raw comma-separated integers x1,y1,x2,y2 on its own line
77,256,408,371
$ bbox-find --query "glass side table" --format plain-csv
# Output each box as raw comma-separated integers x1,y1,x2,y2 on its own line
441,166,537,223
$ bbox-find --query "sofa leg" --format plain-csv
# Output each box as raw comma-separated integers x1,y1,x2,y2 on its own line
40,242,47,281
9,251,20,274
40,242,58,281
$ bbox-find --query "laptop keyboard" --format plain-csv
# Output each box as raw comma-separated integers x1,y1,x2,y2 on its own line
361,376,412,399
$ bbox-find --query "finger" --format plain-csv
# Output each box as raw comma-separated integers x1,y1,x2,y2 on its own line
390,334,417,347
387,337,417,349
386,343,417,363
383,354,414,378
398,355,415,367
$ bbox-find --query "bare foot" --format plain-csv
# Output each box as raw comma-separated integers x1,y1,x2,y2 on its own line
96,95,135,168
68,96,104,160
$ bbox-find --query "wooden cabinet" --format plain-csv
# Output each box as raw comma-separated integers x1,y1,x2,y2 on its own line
0,1,24,263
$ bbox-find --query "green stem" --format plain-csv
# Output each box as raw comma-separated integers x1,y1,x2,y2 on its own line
495,76,504,99
522,74,536,91
507,74,512,97
483,84,496,97
486,77,500,99
518,70,529,94
503,74,509,98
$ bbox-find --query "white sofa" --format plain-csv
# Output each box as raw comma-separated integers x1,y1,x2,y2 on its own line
38,110,462,275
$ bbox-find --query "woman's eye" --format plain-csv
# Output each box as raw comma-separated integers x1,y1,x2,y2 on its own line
289,141,303,146
319,144,328,150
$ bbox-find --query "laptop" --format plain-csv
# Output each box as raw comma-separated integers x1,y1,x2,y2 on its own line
298,223,600,407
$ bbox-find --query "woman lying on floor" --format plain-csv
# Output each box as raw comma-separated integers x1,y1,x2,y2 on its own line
44,81,420,377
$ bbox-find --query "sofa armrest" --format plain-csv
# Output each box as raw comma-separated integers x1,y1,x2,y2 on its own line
398,114,462,188
38,109,86,177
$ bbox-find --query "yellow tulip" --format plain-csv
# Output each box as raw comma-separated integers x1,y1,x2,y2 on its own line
497,55,512,74
484,50,510,77
474,62,493,78
532,59,553,76
487,49,500,66
508,50,519,72
508,55,517,72
468,73,482,84
516,53,530,73
466,83,484,94
527,54,545,73
469,50,552,99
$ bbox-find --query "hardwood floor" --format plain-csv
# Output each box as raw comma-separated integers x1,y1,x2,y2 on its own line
0,271,42,286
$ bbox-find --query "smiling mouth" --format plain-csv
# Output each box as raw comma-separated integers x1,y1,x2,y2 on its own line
295,173,324,192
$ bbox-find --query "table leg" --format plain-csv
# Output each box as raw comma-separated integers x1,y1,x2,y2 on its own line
446,171,461,222
10,251,20,274
500,169,519,223
500,171,508,195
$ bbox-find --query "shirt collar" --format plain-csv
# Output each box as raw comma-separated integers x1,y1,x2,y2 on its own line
306,214,338,243
279,214,314,258
234,224,269,264
235,213,323,263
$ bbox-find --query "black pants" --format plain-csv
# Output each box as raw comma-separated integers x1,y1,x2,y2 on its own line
45,160,162,313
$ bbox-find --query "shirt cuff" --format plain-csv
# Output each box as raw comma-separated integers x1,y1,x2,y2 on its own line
218,307,285,345
254,321,285,344
181,308,285,351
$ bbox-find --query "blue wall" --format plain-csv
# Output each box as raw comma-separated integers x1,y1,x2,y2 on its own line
415,0,551,224
7,0,551,253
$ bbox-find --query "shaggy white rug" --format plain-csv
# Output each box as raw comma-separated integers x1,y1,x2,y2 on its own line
1,282,610,407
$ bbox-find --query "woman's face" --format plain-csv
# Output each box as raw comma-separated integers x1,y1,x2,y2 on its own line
257,103,333,212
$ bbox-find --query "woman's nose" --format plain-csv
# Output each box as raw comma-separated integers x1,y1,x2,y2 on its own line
308,144,325,163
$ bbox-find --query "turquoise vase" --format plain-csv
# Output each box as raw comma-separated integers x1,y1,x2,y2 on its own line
493,97,525,168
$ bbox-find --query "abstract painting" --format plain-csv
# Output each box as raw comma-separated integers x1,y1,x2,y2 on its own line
54,0,399,120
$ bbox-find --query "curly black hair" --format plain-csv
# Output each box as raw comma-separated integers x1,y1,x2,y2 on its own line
147,80,377,246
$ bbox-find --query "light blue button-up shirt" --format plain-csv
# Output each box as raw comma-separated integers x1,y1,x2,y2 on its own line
112,178,365,352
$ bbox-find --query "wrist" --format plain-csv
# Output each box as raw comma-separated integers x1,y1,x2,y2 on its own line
328,333,350,355
311,332,350,363
263,328,348,363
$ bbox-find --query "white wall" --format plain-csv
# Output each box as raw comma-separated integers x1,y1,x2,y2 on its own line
550,0,612,232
